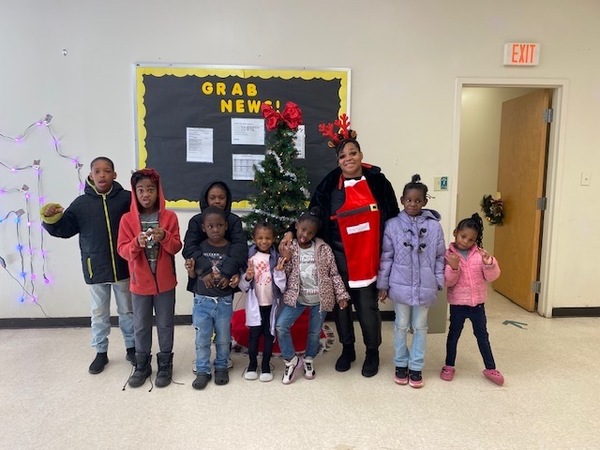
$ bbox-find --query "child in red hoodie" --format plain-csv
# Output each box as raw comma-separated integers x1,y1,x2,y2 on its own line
117,168,182,388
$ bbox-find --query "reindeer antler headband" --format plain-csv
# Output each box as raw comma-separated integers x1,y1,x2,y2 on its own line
318,113,358,150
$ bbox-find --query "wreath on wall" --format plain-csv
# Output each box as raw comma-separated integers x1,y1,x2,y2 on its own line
481,194,504,225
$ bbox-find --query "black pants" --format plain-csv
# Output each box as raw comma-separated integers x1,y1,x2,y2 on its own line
333,283,381,350
247,305,274,372
445,304,496,369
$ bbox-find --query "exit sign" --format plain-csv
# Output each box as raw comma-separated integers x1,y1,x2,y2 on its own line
504,43,540,66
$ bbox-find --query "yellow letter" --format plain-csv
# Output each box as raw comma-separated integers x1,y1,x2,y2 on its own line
235,99,245,113
201,82,213,95
221,99,233,113
231,83,243,96
246,83,257,97
216,82,226,96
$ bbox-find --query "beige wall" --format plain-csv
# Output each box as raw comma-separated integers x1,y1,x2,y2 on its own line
1,0,599,318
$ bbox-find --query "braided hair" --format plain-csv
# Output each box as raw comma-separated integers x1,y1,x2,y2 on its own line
455,213,484,248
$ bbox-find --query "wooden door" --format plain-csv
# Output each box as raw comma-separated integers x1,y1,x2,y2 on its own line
492,90,551,311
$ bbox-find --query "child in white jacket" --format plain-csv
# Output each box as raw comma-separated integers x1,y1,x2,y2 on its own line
441,213,504,386
239,222,286,382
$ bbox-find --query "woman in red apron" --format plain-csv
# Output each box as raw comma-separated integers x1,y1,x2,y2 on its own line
281,115,400,377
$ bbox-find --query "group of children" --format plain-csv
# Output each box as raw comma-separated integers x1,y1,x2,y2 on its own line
41,157,505,391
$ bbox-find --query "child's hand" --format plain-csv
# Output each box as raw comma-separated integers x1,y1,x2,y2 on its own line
445,253,460,270
479,248,493,265
150,227,165,242
338,299,348,310
244,259,255,281
138,231,149,247
229,274,240,289
185,258,196,278
216,274,230,289
278,232,293,256
275,256,287,271
202,272,216,288
377,289,388,303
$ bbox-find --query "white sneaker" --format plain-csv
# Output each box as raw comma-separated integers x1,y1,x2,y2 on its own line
281,355,299,385
244,368,258,380
227,358,233,370
259,372,274,382
303,357,315,379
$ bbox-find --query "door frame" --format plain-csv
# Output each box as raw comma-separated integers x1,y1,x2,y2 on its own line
451,78,569,318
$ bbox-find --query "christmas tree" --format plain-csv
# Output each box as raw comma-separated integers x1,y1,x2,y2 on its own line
242,101,310,240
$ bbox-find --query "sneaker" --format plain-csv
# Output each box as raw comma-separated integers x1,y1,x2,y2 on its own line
126,347,136,366
394,366,409,385
88,352,108,374
281,355,299,385
408,370,424,388
483,369,505,386
259,371,274,382
214,369,229,385
440,365,455,382
227,358,234,370
192,373,211,390
244,368,258,380
303,357,316,380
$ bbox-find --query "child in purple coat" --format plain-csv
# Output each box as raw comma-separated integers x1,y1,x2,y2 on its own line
377,174,445,388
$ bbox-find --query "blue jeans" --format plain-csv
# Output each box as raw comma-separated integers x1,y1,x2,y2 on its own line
192,294,233,374
393,303,429,371
276,303,326,361
445,304,496,369
88,279,134,353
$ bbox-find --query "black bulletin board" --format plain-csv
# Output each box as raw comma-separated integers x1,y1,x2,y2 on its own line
135,65,351,209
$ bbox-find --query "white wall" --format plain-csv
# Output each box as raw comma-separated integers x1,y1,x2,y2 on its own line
1,0,599,318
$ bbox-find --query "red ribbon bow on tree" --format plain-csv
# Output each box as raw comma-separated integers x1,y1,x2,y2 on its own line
261,101,303,131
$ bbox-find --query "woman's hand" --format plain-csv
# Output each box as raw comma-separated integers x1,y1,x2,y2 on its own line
377,289,388,303
185,258,196,278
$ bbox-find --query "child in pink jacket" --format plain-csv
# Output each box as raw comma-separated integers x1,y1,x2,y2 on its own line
441,213,504,386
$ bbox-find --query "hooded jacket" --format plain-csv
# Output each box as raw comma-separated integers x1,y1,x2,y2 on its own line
309,163,400,285
377,209,446,306
282,238,350,312
238,244,286,333
444,244,501,306
182,180,247,284
41,177,130,284
117,169,182,295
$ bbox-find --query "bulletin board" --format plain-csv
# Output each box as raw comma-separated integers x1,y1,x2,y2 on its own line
134,64,351,209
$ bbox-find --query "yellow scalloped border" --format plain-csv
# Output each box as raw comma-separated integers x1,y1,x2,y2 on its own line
135,64,350,210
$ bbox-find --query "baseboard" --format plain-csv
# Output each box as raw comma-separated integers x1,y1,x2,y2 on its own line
552,307,600,317
0,312,398,329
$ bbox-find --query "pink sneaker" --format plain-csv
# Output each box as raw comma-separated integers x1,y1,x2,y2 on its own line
483,369,505,386
440,365,455,381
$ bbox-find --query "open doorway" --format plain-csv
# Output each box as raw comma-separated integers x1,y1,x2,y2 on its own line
451,79,568,317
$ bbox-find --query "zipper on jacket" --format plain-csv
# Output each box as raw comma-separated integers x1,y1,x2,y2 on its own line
102,194,118,282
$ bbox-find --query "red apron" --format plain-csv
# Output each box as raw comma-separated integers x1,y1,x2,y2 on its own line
331,177,381,288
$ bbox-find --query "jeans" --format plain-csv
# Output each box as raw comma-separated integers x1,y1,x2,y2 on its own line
393,303,429,371
445,304,496,369
276,303,326,361
132,289,175,354
333,283,381,349
192,294,233,374
88,279,134,353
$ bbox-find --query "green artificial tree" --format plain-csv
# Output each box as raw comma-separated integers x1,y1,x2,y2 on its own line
242,101,310,240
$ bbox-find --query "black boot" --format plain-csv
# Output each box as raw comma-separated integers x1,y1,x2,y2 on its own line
128,353,152,388
155,352,173,388
335,344,356,372
88,352,108,374
362,348,379,378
